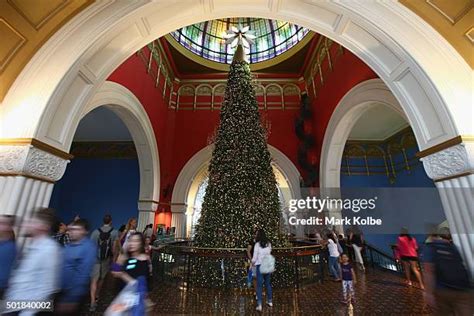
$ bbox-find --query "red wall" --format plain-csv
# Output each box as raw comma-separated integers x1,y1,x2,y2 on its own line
310,49,377,182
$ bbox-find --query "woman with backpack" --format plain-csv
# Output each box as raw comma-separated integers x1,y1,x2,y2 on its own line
395,227,424,289
252,229,274,312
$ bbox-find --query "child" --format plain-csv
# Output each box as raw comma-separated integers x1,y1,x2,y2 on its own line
340,253,356,304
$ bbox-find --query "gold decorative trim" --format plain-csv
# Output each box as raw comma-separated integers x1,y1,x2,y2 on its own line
461,135,474,142
0,138,73,160
0,18,27,73
0,172,55,184
7,0,69,30
433,171,473,183
426,0,472,25
416,136,462,158
164,32,315,71
466,27,474,43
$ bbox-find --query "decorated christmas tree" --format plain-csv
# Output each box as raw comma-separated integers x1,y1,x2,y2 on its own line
193,27,291,287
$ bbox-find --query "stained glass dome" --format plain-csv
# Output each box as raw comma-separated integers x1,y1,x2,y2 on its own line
169,18,309,65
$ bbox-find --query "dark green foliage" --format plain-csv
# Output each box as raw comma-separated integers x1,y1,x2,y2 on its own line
192,58,292,287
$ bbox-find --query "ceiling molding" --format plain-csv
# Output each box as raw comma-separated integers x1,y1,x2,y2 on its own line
0,0,94,101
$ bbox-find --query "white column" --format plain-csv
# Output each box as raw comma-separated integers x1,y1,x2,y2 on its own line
421,142,474,277
0,144,69,241
137,200,158,232
171,203,187,239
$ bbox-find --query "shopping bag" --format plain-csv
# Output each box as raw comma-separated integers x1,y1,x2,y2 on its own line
104,280,139,316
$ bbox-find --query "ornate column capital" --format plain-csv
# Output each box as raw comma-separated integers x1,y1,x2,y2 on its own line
0,144,70,182
421,142,473,181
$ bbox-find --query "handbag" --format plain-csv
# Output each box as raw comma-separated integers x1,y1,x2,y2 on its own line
260,254,276,274
104,280,139,316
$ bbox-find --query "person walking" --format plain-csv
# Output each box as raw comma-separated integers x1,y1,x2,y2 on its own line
56,219,96,315
89,214,117,312
52,221,70,246
422,229,471,315
252,229,273,312
340,254,357,305
4,208,61,315
327,233,341,281
119,217,137,251
348,230,365,271
143,224,153,239
246,228,257,290
111,232,151,316
394,227,424,289
0,215,16,299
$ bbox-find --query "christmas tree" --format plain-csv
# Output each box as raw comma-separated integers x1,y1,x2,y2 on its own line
193,32,291,286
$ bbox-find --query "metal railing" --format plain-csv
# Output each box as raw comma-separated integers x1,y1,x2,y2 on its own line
365,243,403,273
151,240,325,289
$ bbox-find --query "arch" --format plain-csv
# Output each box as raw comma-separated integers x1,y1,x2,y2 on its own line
320,79,406,189
0,1,470,155
81,81,160,204
171,144,301,237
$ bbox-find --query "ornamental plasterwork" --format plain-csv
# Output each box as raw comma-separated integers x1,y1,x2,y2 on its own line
421,144,471,180
0,145,69,182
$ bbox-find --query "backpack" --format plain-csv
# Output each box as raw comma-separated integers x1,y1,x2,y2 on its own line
260,254,276,274
431,242,470,290
98,227,114,260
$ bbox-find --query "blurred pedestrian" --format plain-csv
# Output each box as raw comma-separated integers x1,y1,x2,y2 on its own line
4,208,61,315
143,224,153,239
52,222,70,246
0,215,16,299
422,229,471,315
56,219,96,315
348,230,365,271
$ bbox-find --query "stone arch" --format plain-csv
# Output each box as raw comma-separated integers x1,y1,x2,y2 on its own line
170,144,301,238
320,79,406,189
81,81,160,229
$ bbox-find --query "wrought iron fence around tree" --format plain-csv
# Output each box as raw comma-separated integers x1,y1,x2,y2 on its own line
151,240,325,289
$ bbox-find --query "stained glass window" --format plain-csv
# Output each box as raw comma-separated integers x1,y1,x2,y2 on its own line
170,18,309,64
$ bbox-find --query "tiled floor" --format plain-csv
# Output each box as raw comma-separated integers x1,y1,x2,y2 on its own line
90,268,433,315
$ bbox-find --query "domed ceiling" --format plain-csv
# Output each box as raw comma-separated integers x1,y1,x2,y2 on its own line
167,17,310,69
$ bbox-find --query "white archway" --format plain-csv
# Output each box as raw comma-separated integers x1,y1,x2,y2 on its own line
81,81,160,230
320,79,406,189
320,78,473,276
171,144,301,238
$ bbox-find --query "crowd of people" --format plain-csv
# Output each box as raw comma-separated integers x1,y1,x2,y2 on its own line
300,226,471,313
0,209,471,315
0,209,158,315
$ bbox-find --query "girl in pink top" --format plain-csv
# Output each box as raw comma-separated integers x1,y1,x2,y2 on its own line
395,228,424,289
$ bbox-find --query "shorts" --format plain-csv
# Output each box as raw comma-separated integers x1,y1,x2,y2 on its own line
92,259,111,280
401,256,418,262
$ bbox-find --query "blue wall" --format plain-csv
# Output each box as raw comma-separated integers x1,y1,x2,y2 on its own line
340,148,446,254
50,158,140,231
